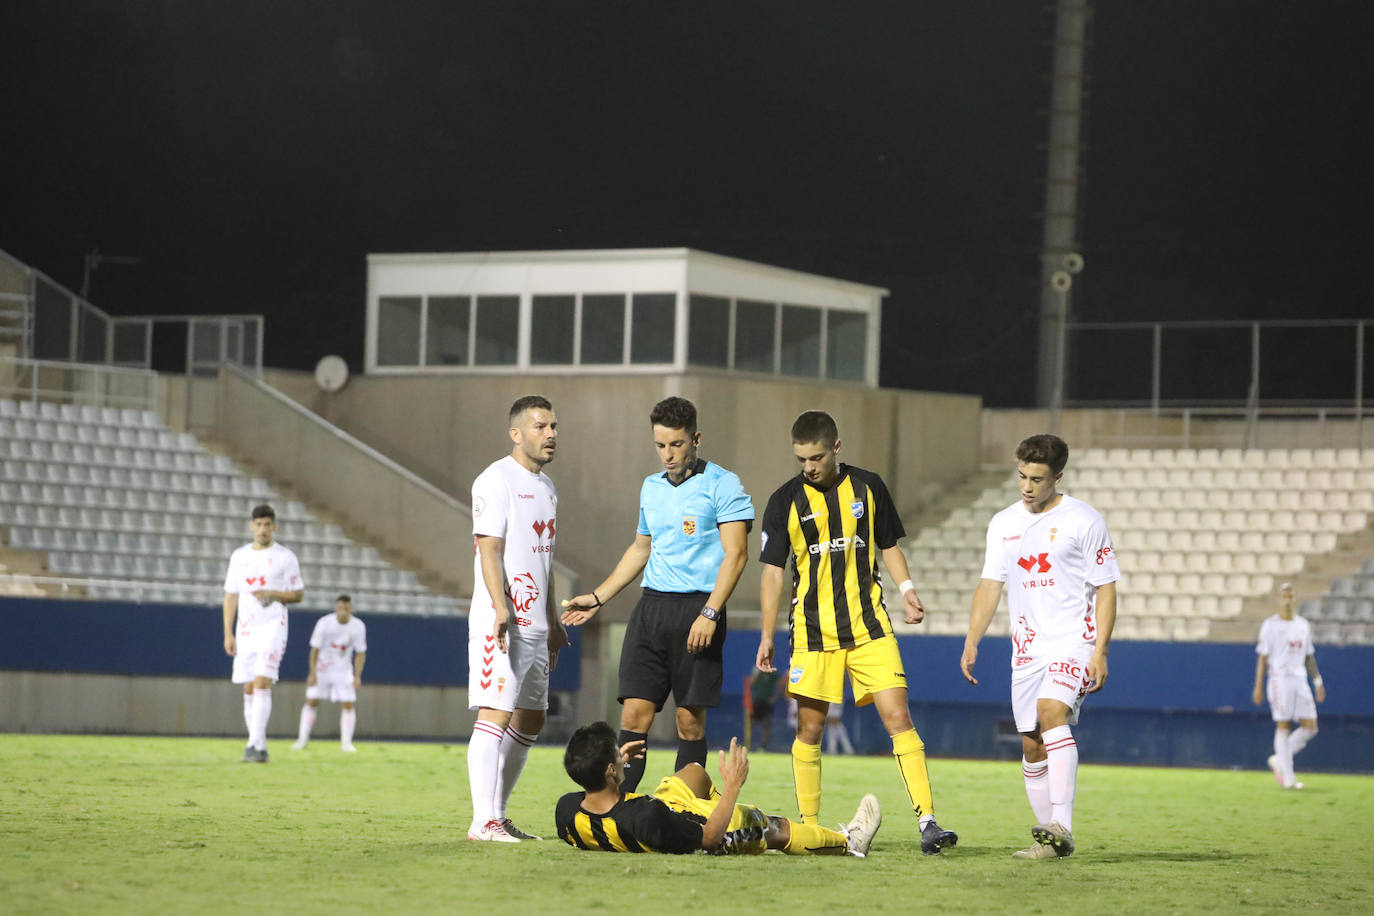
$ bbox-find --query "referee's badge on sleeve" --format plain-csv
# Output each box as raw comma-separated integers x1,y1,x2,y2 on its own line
850,501,864,519
682,518,697,535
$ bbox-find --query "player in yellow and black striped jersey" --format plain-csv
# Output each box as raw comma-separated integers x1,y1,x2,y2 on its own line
756,410,959,856
554,722,879,857
759,459,903,653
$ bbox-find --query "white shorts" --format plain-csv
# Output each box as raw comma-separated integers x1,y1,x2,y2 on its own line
468,633,549,712
307,677,357,703
1268,676,1317,723
232,633,286,684
1011,645,1093,733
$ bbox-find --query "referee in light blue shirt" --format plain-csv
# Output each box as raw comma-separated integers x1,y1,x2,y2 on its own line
562,397,753,791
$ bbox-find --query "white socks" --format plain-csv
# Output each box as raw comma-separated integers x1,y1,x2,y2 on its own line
248,688,272,751
495,727,537,822
468,720,504,828
1274,729,1295,785
1022,756,1051,825
297,705,317,745
341,709,357,747
243,694,253,734
1042,725,1078,830
1289,726,1316,757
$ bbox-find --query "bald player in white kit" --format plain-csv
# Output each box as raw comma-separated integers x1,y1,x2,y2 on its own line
1253,582,1326,789
466,395,570,843
223,503,305,763
961,434,1118,859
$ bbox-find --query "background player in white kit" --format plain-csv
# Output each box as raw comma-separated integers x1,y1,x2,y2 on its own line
293,594,367,752
223,504,305,763
466,395,569,842
960,434,1117,859
1253,582,1325,789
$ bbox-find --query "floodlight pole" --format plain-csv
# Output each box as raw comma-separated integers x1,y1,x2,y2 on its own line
1036,0,1091,411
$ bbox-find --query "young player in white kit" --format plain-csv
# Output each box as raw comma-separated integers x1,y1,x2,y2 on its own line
293,594,368,752
961,434,1118,859
466,396,569,842
223,504,305,763
1253,582,1325,789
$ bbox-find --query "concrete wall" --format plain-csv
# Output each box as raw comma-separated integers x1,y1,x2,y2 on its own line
217,368,478,596
260,369,982,613
0,672,475,738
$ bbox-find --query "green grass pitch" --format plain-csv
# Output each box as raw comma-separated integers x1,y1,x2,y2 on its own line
3,734,1372,914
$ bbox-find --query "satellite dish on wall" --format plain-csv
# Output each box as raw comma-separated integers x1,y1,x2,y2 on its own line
314,355,350,393
1050,271,1073,293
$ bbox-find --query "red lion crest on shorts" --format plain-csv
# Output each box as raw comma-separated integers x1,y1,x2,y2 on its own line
505,572,540,613
1012,616,1036,656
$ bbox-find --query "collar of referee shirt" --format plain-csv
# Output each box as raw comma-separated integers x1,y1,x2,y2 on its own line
662,458,708,486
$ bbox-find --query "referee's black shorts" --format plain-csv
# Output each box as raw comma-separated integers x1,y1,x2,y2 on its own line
618,589,725,711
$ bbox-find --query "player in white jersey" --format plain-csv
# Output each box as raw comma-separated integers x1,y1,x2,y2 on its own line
293,594,368,752
1253,582,1325,789
960,434,1118,859
466,395,569,843
223,504,305,763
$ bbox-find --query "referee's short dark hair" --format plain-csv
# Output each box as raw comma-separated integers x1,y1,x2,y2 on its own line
510,395,553,424
650,396,697,434
791,410,839,447
251,503,275,521
565,721,620,792
336,594,352,605
1015,434,1069,475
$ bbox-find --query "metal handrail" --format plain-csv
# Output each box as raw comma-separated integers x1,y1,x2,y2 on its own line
223,363,581,591
0,355,159,411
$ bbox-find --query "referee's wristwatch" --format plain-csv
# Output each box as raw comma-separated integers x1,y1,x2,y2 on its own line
699,605,721,621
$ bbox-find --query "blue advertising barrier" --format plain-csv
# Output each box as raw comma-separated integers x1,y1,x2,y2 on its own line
0,597,581,691
716,632,1374,772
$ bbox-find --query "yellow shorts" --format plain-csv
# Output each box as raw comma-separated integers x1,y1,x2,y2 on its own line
651,776,770,855
786,635,907,706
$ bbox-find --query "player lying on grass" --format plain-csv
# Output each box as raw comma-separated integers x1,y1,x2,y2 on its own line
555,722,881,856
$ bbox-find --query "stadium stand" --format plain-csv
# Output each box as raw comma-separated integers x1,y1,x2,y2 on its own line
897,447,1374,642
1300,555,1374,646
0,398,457,614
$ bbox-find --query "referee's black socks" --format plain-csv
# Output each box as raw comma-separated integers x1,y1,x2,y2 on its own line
676,738,707,773
619,729,649,791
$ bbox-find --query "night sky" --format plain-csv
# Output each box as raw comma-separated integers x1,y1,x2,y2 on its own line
3,2,1371,406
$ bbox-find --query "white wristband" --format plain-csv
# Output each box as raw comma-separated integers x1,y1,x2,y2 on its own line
1313,676,1324,688
898,579,915,596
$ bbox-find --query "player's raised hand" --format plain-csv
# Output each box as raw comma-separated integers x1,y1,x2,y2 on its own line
959,644,979,686
755,634,775,672
618,739,647,767
902,589,925,625
560,594,602,626
718,737,749,790
1086,651,1108,693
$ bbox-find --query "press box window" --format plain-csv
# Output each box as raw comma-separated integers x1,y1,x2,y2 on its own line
377,296,422,367
426,295,470,366
530,295,575,365
688,294,730,368
474,295,519,365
